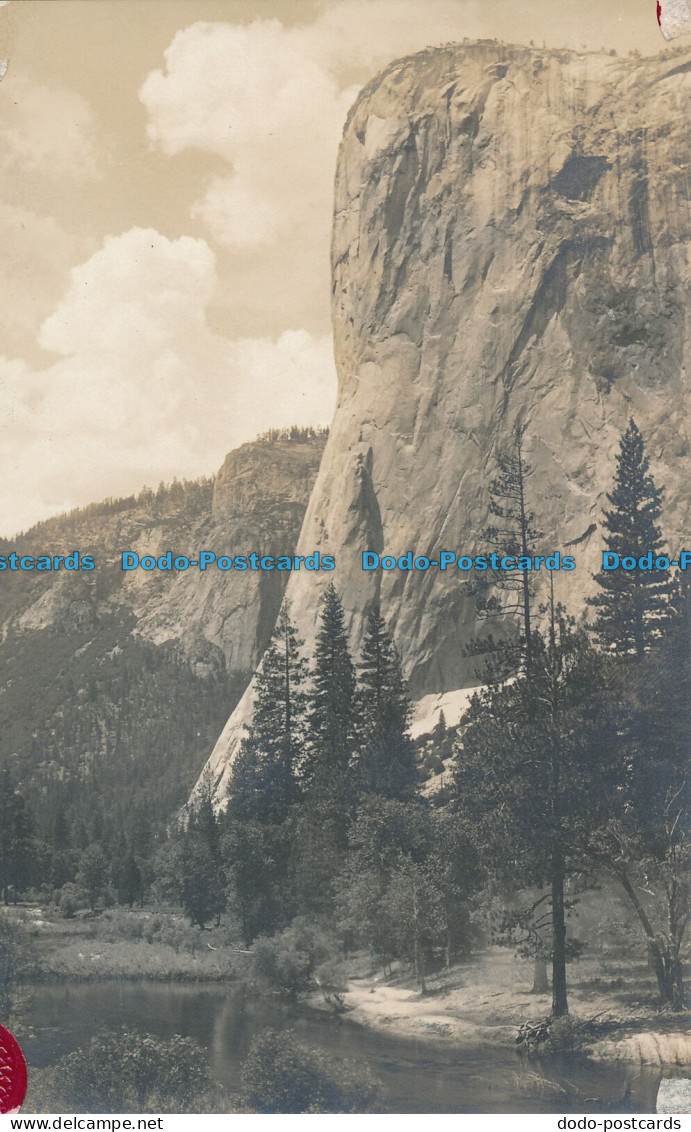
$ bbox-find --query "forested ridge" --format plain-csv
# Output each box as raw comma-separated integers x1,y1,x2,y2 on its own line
1,421,688,1041
0,428,329,886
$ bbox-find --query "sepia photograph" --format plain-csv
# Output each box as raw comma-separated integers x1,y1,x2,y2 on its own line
0,0,688,1117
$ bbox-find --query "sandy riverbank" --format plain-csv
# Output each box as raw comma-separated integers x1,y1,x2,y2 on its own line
310,946,691,1069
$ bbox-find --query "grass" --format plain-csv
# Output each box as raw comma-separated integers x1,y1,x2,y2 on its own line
7,904,251,982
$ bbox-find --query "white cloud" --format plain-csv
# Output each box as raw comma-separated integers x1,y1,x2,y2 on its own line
0,206,82,335
0,75,101,181
140,19,358,252
0,228,336,536
138,3,478,255
0,76,104,351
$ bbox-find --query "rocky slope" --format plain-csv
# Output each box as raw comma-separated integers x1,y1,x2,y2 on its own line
199,41,690,802
1,430,326,681
0,430,326,832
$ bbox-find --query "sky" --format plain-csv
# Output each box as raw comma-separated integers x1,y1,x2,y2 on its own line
0,0,667,536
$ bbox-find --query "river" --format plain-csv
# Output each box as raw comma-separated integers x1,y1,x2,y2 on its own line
22,981,660,1114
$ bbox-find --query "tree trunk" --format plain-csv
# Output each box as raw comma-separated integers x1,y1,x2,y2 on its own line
618,871,680,1008
671,959,685,1012
532,955,549,994
647,940,667,995
551,855,568,1017
413,887,427,994
414,931,427,994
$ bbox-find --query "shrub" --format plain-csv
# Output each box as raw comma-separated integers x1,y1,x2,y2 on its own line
32,1028,216,1112
314,960,349,1012
240,1029,379,1113
544,1015,581,1053
58,883,86,919
100,909,146,941
251,919,335,996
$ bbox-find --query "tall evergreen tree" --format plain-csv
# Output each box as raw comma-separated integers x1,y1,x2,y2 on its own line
455,615,620,1016
188,767,225,926
119,851,143,908
588,419,670,658
289,586,358,913
593,572,690,1009
178,831,226,930
227,606,308,824
76,843,109,914
356,606,417,800
224,606,308,937
468,424,542,675
303,585,357,786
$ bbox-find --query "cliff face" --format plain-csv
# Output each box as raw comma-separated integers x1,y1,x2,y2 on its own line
2,431,326,681
135,433,326,676
0,431,326,834
200,42,690,801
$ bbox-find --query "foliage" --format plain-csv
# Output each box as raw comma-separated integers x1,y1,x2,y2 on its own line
58,882,87,919
467,424,542,676
335,798,477,985
254,425,329,445
0,627,235,899
588,419,670,657
117,852,143,908
7,475,214,544
222,818,290,946
289,585,360,913
304,583,358,785
355,606,417,800
32,1028,215,1113
226,605,308,825
591,582,689,1009
240,1028,379,1113
314,959,349,1011
250,918,336,996
454,613,621,1014
77,844,109,913
178,832,226,930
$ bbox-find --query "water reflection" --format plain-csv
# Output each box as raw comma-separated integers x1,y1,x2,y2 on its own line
22,982,659,1114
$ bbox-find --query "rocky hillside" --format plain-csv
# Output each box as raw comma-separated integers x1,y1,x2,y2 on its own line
199,41,690,802
0,429,326,837
1,429,326,679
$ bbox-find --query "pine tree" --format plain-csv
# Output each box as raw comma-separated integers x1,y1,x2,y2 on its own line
120,851,143,908
77,843,109,913
289,586,358,913
189,767,225,926
455,615,620,1016
468,424,542,675
356,606,417,800
191,766,220,855
594,572,690,1009
223,607,308,937
588,420,670,658
178,831,225,929
228,606,308,824
303,585,357,786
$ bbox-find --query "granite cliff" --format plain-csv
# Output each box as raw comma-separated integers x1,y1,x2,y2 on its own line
0,431,326,834
199,41,690,803
2,430,326,680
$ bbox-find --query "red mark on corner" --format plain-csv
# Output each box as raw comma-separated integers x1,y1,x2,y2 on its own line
0,1024,28,1114
657,1,662,23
